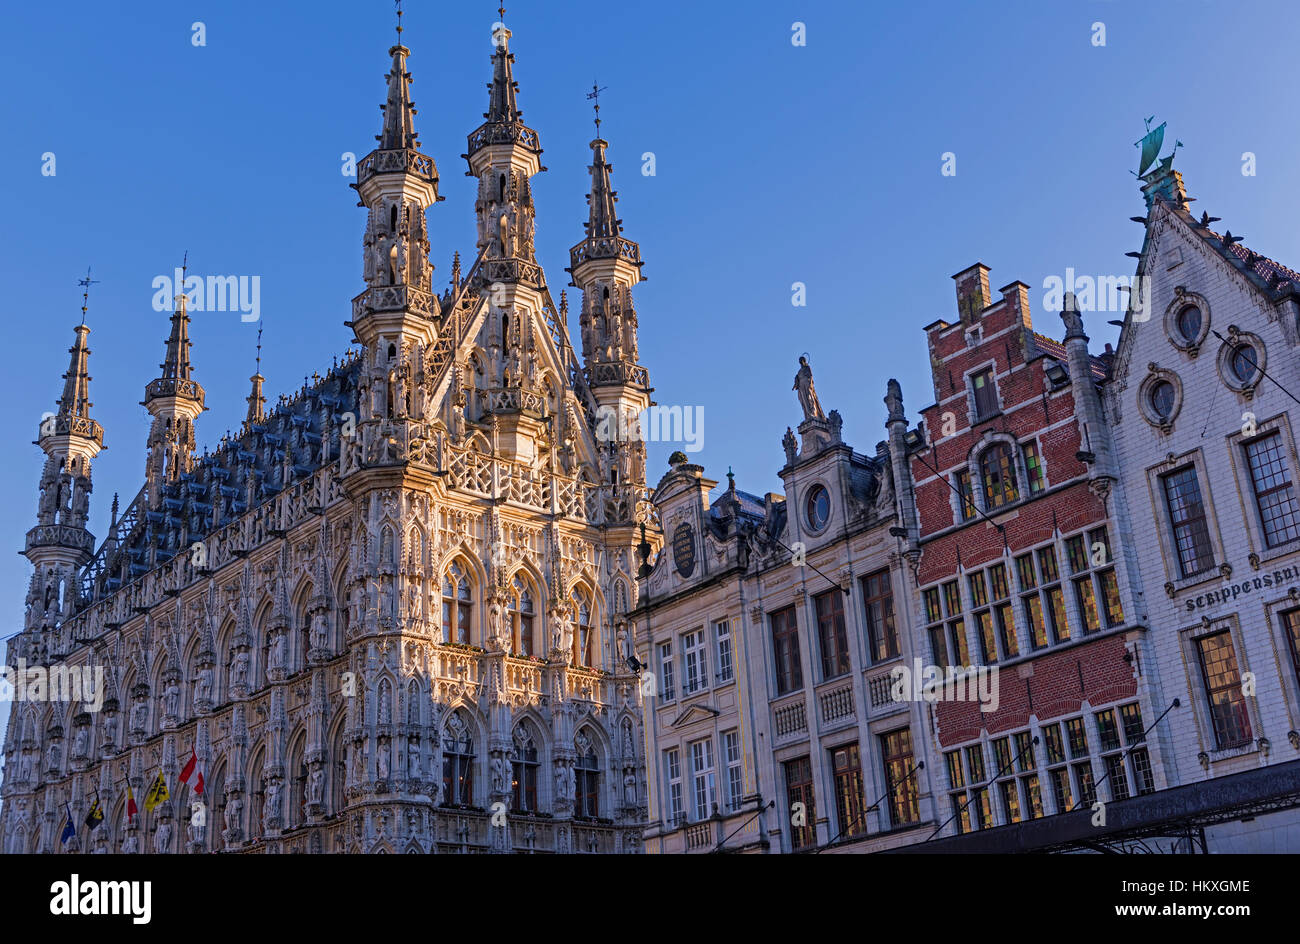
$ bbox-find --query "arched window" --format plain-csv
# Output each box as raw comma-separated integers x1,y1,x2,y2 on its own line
442,563,473,645
979,443,1020,510
509,574,535,657
331,723,347,817
442,711,474,805
389,204,398,233
511,725,539,812
571,589,593,667
575,732,599,818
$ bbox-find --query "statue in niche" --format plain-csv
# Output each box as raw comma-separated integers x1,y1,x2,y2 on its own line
232,650,249,688
308,766,325,805
154,819,172,854
793,356,825,421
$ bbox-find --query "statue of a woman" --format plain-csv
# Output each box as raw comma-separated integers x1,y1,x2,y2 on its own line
793,356,825,421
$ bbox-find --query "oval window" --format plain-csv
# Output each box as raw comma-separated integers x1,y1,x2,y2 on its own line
1176,305,1201,342
1231,343,1258,384
1149,380,1175,420
805,485,830,530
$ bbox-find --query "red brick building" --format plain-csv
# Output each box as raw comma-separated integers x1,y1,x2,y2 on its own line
903,264,1157,837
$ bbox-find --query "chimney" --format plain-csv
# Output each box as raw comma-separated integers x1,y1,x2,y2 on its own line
953,263,991,326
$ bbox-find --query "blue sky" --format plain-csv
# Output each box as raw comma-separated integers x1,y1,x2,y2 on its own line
0,0,1297,693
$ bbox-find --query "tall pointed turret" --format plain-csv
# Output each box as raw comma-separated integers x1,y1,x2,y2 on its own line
351,9,440,356
24,287,105,632
464,19,544,286
143,284,205,508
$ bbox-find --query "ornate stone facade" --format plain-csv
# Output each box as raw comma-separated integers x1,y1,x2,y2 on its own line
1,17,654,854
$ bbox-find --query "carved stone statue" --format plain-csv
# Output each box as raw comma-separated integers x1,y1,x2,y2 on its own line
793,356,825,421
269,632,287,671
121,831,139,854
308,766,325,805
195,666,213,705
376,741,390,780
232,650,249,688
74,725,90,759
224,793,242,833
491,755,509,794
782,427,798,465
188,814,205,845
164,678,180,718
555,764,569,801
264,780,283,825
154,819,173,854
407,739,421,778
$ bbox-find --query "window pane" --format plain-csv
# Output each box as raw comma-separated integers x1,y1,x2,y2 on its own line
1196,631,1253,749
1162,467,1215,577
1245,434,1300,547
1022,442,1045,494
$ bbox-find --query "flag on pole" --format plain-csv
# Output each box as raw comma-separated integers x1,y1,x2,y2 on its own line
60,803,76,845
179,746,205,795
126,782,138,821
144,770,169,811
84,791,105,830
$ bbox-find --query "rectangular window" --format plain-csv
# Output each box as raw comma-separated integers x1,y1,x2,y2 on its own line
1105,754,1130,801
1075,576,1101,632
956,469,976,520
1162,466,1215,578
1016,554,1037,590
881,728,920,828
784,756,816,850
923,587,942,623
1023,595,1047,649
942,581,962,618
1013,732,1036,773
1065,717,1089,758
1099,570,1124,626
1046,585,1070,643
723,730,743,811
815,589,851,679
1095,709,1121,752
665,748,684,825
1043,723,1066,765
1283,609,1300,686
714,620,734,683
862,570,899,662
992,603,1017,659
831,744,865,840
1196,631,1253,749
1022,441,1045,494
771,606,803,695
1072,762,1096,806
1022,774,1044,818
1066,535,1088,574
968,572,988,608
976,611,998,664
682,629,707,695
999,780,1022,824
658,641,675,701
989,563,1010,601
1049,766,1073,813
1244,433,1300,547
948,618,970,667
972,367,998,420
690,738,717,821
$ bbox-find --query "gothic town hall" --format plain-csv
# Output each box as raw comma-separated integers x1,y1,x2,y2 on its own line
1,18,654,853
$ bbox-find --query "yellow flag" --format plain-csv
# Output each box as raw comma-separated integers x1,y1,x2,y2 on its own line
144,770,169,811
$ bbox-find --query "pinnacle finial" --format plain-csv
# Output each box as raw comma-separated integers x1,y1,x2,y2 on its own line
77,266,100,326
587,81,607,137
395,0,403,41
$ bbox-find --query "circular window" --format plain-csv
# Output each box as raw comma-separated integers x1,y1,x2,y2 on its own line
1230,343,1259,384
1149,380,1176,420
805,485,830,530
1176,305,1202,342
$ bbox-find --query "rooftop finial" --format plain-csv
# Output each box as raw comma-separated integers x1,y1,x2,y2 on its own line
587,80,607,137
255,325,263,375
395,0,403,41
498,2,506,22
77,266,100,326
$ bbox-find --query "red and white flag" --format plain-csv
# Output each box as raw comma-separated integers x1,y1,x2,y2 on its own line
179,746,205,795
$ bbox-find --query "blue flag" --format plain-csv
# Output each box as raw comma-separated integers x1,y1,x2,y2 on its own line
60,803,75,845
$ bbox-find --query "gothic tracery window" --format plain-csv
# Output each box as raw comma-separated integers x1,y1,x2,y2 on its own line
442,711,474,806
511,725,539,812
575,732,599,819
508,574,535,657
571,588,593,667
442,563,473,645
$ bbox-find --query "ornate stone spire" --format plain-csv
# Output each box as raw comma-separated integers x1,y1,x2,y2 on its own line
378,41,418,151
143,276,206,507
24,286,106,631
466,20,541,160
584,138,622,243
245,327,266,427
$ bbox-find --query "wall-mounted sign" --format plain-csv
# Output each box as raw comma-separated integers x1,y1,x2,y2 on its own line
1183,563,1300,612
672,523,696,579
